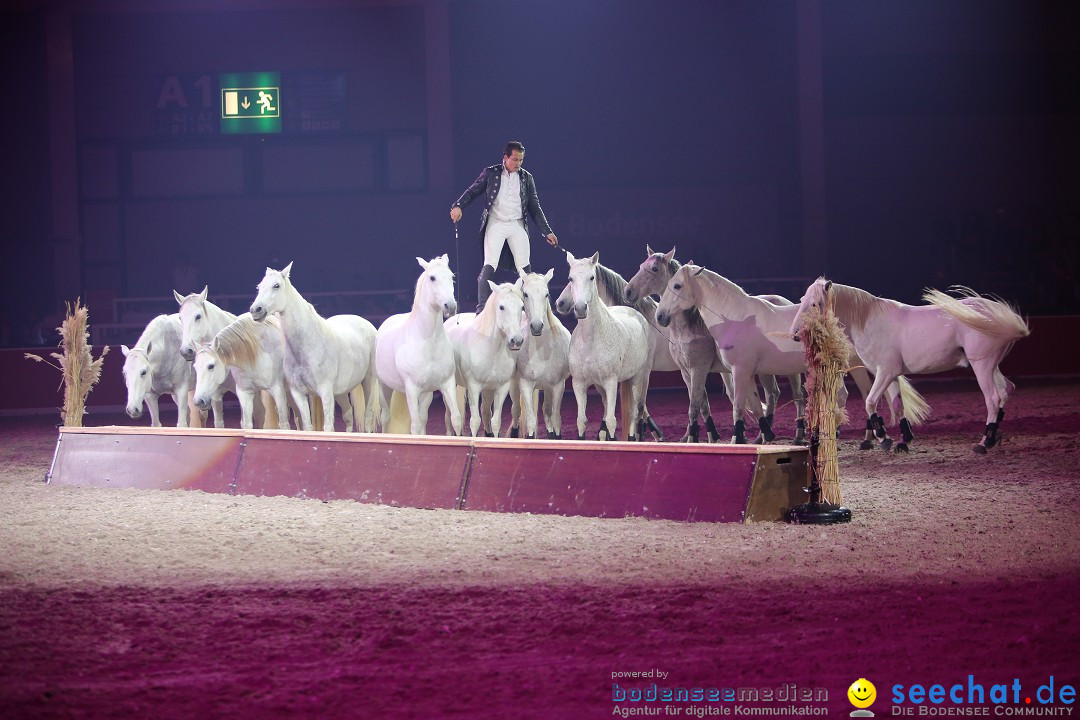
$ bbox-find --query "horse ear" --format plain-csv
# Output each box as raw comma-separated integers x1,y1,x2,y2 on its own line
145,341,153,355
589,251,600,265
199,286,208,301
692,265,705,277
544,267,554,282
646,244,655,256
281,262,293,278
663,247,676,263
565,251,575,264
121,344,130,357
438,253,449,264
824,280,833,294
416,256,429,270
517,267,527,280
173,290,185,305
487,280,498,293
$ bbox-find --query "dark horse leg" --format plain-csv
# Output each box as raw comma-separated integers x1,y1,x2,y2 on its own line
973,409,1005,454
704,416,720,443
895,417,915,452
732,419,748,444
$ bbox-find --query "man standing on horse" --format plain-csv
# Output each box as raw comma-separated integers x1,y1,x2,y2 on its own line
450,141,559,312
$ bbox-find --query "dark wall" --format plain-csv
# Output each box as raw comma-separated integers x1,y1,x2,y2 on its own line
449,0,802,286
0,10,51,347
821,0,1080,307
71,5,440,310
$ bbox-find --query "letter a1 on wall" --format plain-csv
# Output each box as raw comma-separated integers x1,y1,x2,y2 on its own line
220,71,281,134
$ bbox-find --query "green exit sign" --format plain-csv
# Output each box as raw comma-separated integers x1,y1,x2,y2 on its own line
220,72,281,134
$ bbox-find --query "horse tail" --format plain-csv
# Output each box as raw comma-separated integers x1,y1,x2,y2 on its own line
923,287,1030,342
897,376,931,426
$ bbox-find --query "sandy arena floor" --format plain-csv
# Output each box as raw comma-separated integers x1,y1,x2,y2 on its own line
1,378,1078,719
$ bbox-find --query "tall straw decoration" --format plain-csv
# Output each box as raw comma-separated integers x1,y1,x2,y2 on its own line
796,285,854,506
25,299,110,427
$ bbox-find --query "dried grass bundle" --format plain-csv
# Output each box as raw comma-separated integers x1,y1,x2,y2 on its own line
25,299,110,426
796,291,854,506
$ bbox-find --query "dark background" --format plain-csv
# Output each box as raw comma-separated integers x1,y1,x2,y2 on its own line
2,0,1077,347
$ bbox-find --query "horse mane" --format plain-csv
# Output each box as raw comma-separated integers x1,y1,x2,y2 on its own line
663,255,682,278
596,263,657,316
823,279,884,331
213,314,276,369
134,314,182,357
657,255,706,331
474,284,515,337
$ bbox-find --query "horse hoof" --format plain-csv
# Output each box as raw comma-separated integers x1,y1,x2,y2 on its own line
895,442,909,453
525,433,535,440
880,438,893,452
859,440,875,451
732,436,747,445
577,434,586,441
509,427,520,438
486,432,494,438
973,443,987,454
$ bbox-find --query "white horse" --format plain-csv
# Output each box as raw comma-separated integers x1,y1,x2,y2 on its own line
625,246,807,443
510,269,571,439
554,260,670,440
791,279,1029,453
444,281,525,437
192,313,292,430
250,262,378,432
175,286,237,427
375,255,463,436
655,264,810,444
563,251,651,441
121,314,198,427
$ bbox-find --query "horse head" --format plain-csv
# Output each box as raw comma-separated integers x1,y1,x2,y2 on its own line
625,245,676,304
120,343,153,419
519,268,554,336
191,342,230,411
790,277,831,342
415,254,457,318
251,262,294,321
487,281,525,350
565,251,601,320
655,263,700,328
175,286,210,361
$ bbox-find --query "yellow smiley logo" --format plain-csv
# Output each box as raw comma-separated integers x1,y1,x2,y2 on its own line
848,678,877,709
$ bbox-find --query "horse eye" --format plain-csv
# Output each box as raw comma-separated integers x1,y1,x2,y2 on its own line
430,275,436,281
545,293,549,299
195,314,202,321
140,369,147,376
273,283,280,289
208,363,215,370
498,305,504,311
588,275,594,281
523,292,529,298
673,283,682,290
651,267,658,272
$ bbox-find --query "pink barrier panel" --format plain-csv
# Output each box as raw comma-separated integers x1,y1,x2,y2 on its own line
233,432,467,509
47,428,811,523
464,439,760,522
48,427,242,493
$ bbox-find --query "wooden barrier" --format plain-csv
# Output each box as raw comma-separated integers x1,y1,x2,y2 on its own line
47,427,811,523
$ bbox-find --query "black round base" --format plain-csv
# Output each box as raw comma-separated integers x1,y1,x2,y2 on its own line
786,502,853,525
